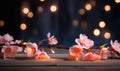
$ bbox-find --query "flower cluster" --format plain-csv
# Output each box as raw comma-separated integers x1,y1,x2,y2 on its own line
0,32,57,60
69,33,109,61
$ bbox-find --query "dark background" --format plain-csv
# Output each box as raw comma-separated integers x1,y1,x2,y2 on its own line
0,0,120,48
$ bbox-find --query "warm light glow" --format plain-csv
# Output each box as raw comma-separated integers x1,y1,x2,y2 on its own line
50,48,55,54
23,7,29,14
27,47,33,55
20,23,27,30
37,6,43,13
104,32,111,39
50,5,57,12
104,5,111,12
93,29,100,36
72,20,79,27
76,58,79,61
85,3,92,11
0,20,4,27
79,9,85,15
115,0,120,3
27,12,33,18
40,0,45,2
99,21,106,28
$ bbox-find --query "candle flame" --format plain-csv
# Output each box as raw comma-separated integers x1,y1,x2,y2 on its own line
50,48,55,54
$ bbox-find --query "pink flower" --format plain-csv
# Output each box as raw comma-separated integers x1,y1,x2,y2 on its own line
69,45,83,57
110,40,120,53
99,48,109,59
83,52,95,61
1,44,22,59
83,52,101,61
75,34,94,49
0,33,14,44
93,53,101,60
15,40,22,44
35,49,50,60
47,32,58,45
24,42,39,57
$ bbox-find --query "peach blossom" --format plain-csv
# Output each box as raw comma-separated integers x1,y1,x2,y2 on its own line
24,42,39,57
47,32,58,45
35,49,50,60
69,45,83,57
75,33,94,49
1,44,22,59
110,40,120,53
0,33,14,44
100,48,109,59
83,52,94,61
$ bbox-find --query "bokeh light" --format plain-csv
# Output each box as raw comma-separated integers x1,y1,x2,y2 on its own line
85,3,92,11
115,0,120,3
37,6,43,13
0,20,4,27
72,20,79,27
27,12,33,18
104,5,111,12
99,21,106,28
20,23,27,30
79,9,85,15
93,29,100,36
50,5,57,12
40,0,45,2
23,7,29,14
104,32,111,39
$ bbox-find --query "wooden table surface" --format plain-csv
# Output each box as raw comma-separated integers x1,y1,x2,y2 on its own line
0,54,120,71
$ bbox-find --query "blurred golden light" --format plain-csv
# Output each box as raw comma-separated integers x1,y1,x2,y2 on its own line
104,32,111,39
0,20,4,27
85,3,92,11
50,5,57,12
99,21,106,28
79,9,85,15
37,6,43,13
93,29,100,36
104,5,111,12
72,20,79,27
115,0,120,3
27,12,33,18
23,7,29,14
20,23,27,30
50,48,55,54
40,0,45,2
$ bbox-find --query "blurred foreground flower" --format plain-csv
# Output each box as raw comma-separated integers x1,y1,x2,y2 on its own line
1,43,22,59
0,33,14,44
83,52,101,61
110,40,120,57
35,49,50,60
100,48,109,60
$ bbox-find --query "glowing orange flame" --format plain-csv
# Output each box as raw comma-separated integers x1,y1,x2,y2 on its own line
50,48,55,54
